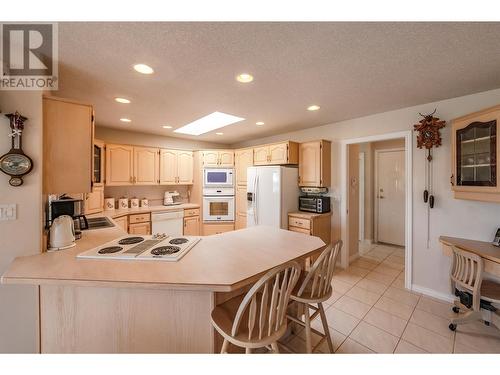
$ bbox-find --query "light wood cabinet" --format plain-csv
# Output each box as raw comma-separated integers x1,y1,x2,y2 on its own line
288,211,332,249
93,139,105,188
105,144,134,186
159,149,193,185
114,216,128,232
451,104,500,203
252,141,299,166
201,150,234,167
84,185,104,215
128,213,150,224
134,146,159,185
129,222,151,235
43,96,94,194
299,140,331,187
203,223,235,236
183,216,200,236
235,148,254,186
235,185,247,230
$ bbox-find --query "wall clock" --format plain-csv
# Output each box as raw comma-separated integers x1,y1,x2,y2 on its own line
0,112,33,186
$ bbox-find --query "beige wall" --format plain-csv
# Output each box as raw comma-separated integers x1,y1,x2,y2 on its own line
0,91,43,353
233,87,500,299
95,126,226,150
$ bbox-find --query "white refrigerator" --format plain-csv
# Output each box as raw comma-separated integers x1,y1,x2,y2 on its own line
247,166,299,229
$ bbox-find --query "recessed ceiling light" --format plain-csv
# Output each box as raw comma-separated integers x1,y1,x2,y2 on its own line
133,64,154,74
236,73,254,83
256,121,265,126
307,105,320,111
162,125,173,129
174,111,244,136
115,97,131,104
120,118,131,123
216,132,223,135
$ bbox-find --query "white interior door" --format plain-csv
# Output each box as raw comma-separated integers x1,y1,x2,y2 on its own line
376,149,405,246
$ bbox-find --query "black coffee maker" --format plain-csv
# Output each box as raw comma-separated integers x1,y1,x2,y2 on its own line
49,195,89,239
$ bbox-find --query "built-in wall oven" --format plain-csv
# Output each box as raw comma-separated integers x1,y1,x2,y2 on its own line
203,191,235,222
203,168,234,188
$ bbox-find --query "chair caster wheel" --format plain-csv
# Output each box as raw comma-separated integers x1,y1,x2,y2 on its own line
484,321,490,326
452,306,460,313
449,323,457,331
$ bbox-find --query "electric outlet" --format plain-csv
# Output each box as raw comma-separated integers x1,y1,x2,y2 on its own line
0,204,17,221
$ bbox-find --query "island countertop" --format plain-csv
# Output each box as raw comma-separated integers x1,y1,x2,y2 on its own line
1,226,325,292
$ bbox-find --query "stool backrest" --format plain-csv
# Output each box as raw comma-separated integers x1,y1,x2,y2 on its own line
450,246,483,310
231,261,301,341
296,241,342,300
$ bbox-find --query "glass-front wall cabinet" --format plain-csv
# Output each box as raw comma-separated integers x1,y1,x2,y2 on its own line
93,139,105,187
452,105,500,202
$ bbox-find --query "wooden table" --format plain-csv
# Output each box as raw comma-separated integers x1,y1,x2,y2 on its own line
439,236,500,277
2,226,325,353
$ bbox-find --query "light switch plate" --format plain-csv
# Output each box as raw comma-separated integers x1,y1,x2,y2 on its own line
0,204,17,221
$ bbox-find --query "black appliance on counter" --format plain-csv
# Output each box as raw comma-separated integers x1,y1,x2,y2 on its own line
299,187,331,213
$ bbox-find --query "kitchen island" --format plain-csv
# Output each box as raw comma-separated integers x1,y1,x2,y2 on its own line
1,225,325,353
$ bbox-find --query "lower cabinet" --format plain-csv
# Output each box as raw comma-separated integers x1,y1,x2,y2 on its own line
129,222,151,235
114,216,128,232
203,223,234,236
184,216,200,236
288,212,332,246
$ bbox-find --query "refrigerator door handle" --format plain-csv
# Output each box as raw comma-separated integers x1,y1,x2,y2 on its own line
251,173,257,225
254,174,259,225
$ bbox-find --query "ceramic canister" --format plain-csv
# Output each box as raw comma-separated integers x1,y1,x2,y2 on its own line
104,198,115,211
118,198,129,210
130,198,139,209
140,198,149,208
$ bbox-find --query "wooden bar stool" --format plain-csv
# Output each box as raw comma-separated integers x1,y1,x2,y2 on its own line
283,241,342,353
449,246,500,331
211,261,301,354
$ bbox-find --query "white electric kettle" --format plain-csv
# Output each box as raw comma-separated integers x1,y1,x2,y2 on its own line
49,215,76,251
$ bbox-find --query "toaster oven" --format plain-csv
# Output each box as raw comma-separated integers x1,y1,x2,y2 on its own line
299,196,331,213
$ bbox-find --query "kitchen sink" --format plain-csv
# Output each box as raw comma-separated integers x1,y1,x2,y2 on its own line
86,216,115,230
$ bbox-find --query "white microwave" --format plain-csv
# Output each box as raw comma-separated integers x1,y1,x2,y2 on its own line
203,168,234,188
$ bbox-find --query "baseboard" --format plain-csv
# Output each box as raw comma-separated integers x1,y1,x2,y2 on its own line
358,239,373,255
411,284,455,303
349,253,360,263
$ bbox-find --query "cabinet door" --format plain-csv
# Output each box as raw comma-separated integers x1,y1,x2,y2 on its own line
129,222,151,235
253,146,269,165
235,185,248,230
43,97,93,194
203,223,234,235
134,147,159,185
218,150,234,167
84,185,104,215
159,149,178,185
453,108,500,193
93,139,105,187
269,143,288,164
202,151,220,167
177,150,194,184
235,149,253,185
106,144,134,186
299,141,321,186
183,216,200,236
114,216,128,232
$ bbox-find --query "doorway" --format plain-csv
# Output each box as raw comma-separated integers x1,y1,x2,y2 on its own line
340,131,412,289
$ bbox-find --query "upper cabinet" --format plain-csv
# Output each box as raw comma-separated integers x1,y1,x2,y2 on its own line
201,150,234,167
93,139,105,187
299,140,331,187
451,104,500,203
253,141,299,166
235,148,254,185
43,96,94,194
134,146,159,185
159,149,193,185
105,144,134,186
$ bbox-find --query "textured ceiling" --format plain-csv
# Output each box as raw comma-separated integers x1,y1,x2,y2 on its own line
56,22,500,144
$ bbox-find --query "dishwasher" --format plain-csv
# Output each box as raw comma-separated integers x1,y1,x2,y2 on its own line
151,210,184,236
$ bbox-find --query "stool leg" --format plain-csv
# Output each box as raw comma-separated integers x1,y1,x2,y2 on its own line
318,302,334,353
271,342,280,353
220,339,229,354
245,347,252,354
304,303,312,354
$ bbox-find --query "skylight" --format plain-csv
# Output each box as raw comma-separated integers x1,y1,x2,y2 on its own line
174,112,245,136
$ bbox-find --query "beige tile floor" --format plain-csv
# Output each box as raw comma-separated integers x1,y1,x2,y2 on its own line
280,243,500,354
